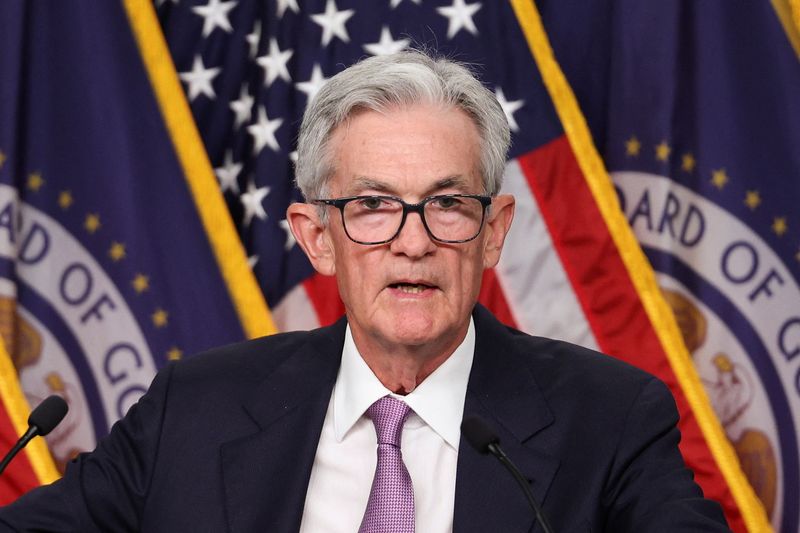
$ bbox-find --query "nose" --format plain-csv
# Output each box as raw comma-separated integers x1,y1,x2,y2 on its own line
389,211,436,257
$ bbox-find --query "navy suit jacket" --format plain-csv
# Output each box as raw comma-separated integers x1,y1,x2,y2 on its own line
0,305,729,532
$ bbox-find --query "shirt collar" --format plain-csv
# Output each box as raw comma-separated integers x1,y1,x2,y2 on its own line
332,318,475,450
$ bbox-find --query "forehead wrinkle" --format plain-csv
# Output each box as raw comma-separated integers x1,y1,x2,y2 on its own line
427,176,473,195
343,175,474,197
341,177,396,196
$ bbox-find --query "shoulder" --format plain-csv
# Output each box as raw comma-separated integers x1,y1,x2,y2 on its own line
473,305,671,412
175,328,320,377
529,333,668,405
519,332,657,388
476,303,655,381
152,321,345,403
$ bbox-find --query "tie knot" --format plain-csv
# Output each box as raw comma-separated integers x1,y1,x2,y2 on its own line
366,396,411,446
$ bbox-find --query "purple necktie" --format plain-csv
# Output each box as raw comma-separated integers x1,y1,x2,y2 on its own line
359,396,415,533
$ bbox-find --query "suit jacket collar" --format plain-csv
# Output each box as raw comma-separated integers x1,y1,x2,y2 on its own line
220,317,347,532
453,304,559,532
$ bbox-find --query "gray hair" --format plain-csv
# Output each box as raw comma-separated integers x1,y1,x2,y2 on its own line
294,50,510,200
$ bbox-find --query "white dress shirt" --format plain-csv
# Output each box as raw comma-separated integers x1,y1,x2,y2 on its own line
298,319,475,533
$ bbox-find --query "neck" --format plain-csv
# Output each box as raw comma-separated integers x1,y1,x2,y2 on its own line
350,324,469,395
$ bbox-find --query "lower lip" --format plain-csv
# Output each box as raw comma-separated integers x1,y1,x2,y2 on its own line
387,285,437,299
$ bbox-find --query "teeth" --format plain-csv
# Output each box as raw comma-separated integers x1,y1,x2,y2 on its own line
398,284,425,294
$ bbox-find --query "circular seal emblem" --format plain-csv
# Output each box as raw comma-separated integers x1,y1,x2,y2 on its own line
0,184,156,470
614,171,799,530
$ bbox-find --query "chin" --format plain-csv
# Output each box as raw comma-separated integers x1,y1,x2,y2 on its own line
381,311,440,346
393,311,463,348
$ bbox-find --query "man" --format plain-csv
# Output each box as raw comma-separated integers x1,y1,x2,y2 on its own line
0,51,729,532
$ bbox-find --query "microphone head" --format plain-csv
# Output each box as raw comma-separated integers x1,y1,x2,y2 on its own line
28,395,68,436
461,416,499,455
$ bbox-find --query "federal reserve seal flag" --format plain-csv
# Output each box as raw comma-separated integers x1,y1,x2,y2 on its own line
541,2,800,531
0,0,274,503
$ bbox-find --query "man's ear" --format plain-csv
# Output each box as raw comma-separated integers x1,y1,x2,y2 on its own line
482,194,515,269
286,203,336,276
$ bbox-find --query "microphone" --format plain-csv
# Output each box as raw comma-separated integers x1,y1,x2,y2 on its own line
0,395,68,476
461,416,555,533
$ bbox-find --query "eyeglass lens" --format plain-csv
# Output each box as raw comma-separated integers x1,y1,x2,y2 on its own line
342,196,485,244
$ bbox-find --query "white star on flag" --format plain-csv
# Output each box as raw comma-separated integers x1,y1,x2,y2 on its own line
240,181,271,226
296,65,329,107
179,55,220,101
276,0,300,17
247,255,259,269
279,219,297,251
191,0,237,38
229,86,254,129
390,0,421,7
215,150,242,194
495,87,524,132
257,38,294,87
246,19,261,58
247,106,283,155
311,0,355,46
364,27,410,56
436,0,482,39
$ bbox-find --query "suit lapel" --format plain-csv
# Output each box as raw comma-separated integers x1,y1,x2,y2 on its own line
454,306,560,533
220,320,346,533
218,307,559,532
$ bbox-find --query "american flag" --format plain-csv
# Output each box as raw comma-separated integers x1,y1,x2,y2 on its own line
157,0,547,332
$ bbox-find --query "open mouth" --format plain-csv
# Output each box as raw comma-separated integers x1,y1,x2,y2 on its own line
388,282,435,294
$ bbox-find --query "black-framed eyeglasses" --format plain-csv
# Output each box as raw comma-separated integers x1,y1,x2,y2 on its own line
312,194,492,245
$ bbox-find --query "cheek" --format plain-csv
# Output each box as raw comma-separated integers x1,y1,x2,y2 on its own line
333,248,383,300
451,248,486,299
333,255,359,292
333,260,366,315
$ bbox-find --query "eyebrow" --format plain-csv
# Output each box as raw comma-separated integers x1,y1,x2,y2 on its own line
347,177,394,195
346,175,474,197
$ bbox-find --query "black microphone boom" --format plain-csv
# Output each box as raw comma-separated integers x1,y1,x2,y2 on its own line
461,416,556,533
0,395,68,476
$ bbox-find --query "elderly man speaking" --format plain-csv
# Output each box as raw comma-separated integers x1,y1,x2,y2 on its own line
0,51,729,532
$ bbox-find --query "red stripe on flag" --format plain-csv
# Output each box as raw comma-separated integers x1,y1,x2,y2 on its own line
0,403,39,504
518,134,743,532
303,273,345,327
519,138,659,365
479,268,518,329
